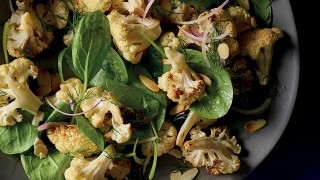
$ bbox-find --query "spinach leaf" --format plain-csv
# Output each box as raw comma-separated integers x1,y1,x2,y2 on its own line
141,46,171,79
46,102,72,122
0,111,38,154
184,49,233,119
250,0,273,26
126,64,167,130
72,10,111,87
21,148,72,180
102,79,160,111
76,115,104,151
90,47,128,87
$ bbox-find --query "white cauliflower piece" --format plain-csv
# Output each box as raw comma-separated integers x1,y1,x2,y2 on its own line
141,121,177,157
159,0,195,23
6,2,54,58
158,48,206,107
46,78,83,109
0,58,43,126
46,125,100,156
80,87,132,144
107,10,162,64
67,0,112,13
159,32,180,50
64,145,116,180
111,0,145,16
182,126,241,175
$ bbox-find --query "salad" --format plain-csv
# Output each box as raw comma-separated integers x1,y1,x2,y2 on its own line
0,0,284,179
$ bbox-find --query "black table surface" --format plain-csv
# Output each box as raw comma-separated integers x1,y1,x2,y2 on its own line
245,0,319,179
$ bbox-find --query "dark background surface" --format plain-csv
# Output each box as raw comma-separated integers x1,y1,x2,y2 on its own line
245,0,319,179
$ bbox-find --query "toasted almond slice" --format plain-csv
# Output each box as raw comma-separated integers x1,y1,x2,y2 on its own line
51,73,60,92
169,104,189,115
198,73,212,86
37,69,51,87
168,148,182,159
35,87,52,97
217,43,229,59
181,168,198,180
139,75,159,92
170,171,182,180
244,119,267,132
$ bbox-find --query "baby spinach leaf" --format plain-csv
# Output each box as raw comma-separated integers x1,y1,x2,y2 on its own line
46,102,72,122
126,64,167,130
189,62,233,119
250,0,273,26
90,47,128,87
76,115,104,151
183,49,233,119
142,46,171,79
21,148,72,180
102,79,160,112
0,111,38,154
72,10,111,87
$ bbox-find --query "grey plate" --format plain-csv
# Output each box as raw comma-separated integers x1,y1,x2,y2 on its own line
0,0,299,179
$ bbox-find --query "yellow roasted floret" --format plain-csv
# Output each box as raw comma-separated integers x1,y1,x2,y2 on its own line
227,6,257,34
141,121,177,157
107,10,162,64
46,125,100,156
238,27,283,85
66,0,112,13
159,32,181,50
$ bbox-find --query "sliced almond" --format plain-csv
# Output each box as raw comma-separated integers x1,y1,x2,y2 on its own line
181,168,198,180
170,171,182,180
169,104,188,115
198,73,212,86
35,87,52,97
51,73,61,92
37,69,51,87
139,75,159,92
217,43,229,59
168,148,182,159
244,119,267,132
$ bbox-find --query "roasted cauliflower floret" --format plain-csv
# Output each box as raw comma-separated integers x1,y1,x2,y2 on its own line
105,158,131,180
80,87,132,144
159,32,181,50
238,27,283,85
141,121,177,157
111,0,145,16
6,1,54,58
158,48,206,107
64,145,116,180
198,8,237,38
66,0,112,13
46,125,100,156
47,0,69,29
0,58,42,126
159,0,195,23
227,6,257,34
181,126,241,175
107,10,162,64
46,78,83,108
